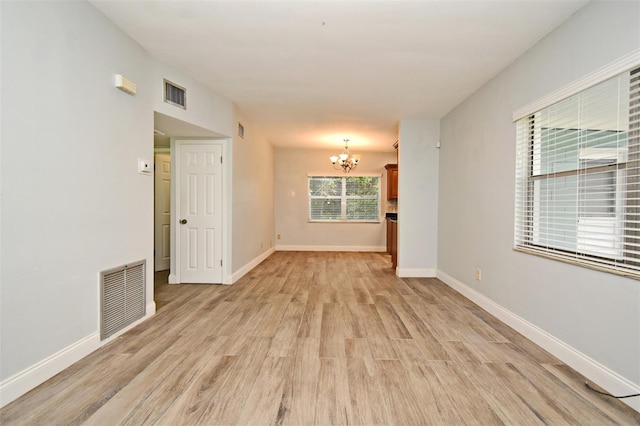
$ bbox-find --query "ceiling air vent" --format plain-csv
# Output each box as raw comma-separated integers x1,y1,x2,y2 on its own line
164,79,186,109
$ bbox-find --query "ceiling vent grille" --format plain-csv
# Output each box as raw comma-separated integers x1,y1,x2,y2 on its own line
164,79,186,109
100,260,146,340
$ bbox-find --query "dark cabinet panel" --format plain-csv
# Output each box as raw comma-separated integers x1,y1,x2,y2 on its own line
385,164,398,200
386,218,397,269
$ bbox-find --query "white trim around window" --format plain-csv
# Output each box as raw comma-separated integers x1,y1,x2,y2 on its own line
513,49,640,121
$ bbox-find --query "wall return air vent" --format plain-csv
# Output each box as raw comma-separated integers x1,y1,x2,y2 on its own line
100,260,146,340
164,79,186,109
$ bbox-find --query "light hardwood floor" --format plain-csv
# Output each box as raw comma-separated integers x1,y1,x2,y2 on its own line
1,251,638,425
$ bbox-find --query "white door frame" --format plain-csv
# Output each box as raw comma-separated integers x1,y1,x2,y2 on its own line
169,138,232,285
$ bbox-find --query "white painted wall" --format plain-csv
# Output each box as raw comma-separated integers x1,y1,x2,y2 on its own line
1,0,153,391
274,148,396,251
397,119,439,277
438,0,640,400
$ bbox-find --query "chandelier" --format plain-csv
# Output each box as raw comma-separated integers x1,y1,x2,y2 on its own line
329,139,361,173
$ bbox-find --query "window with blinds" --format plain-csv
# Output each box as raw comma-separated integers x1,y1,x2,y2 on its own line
514,66,640,278
308,175,380,222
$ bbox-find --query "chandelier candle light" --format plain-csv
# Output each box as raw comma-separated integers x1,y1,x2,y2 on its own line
330,139,361,173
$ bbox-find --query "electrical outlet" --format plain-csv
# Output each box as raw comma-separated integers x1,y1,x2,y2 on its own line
475,268,482,281
277,234,281,240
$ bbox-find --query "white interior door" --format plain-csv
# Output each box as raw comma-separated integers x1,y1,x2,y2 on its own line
154,153,171,272
178,143,223,283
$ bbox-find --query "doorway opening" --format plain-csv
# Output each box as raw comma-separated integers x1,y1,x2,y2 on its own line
152,111,230,287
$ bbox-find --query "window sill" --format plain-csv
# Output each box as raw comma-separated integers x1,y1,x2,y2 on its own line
513,246,640,280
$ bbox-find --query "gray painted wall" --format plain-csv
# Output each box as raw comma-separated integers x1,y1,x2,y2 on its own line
1,1,154,380
438,0,640,385
0,0,276,399
398,118,440,275
232,110,275,272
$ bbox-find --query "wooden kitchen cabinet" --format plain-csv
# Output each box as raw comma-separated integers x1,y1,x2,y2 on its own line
385,164,398,200
389,219,397,269
386,218,393,254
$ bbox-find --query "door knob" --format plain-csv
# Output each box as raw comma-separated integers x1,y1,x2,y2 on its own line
180,219,187,224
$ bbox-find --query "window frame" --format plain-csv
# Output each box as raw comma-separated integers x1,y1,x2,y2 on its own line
307,174,382,223
513,52,640,279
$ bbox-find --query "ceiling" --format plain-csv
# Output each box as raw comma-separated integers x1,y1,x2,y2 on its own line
92,0,587,152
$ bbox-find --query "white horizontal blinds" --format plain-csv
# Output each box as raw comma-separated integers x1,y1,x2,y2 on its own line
626,68,640,270
514,119,535,249
309,176,342,220
345,176,379,220
308,176,380,221
515,66,640,277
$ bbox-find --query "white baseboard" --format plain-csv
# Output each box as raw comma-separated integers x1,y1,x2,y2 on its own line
146,301,156,316
169,273,233,285
397,267,436,278
0,310,156,409
275,245,386,252
231,247,276,284
0,332,100,408
436,269,640,412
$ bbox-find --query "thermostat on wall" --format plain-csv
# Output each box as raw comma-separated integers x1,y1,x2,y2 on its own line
115,74,136,95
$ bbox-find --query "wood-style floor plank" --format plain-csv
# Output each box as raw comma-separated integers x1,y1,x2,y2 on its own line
376,359,435,425
430,360,506,425
267,302,305,358
373,296,412,339
315,357,353,425
346,356,389,425
1,251,638,425
279,337,320,425
88,338,231,426
236,356,293,425
460,361,546,425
